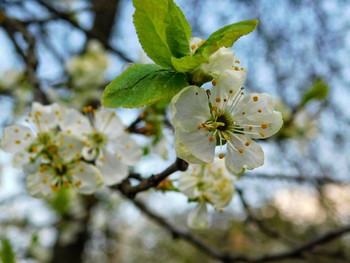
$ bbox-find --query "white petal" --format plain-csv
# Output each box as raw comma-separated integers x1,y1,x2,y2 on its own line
31,102,60,132
60,108,92,137
95,109,124,139
200,48,234,77
225,135,264,175
170,86,211,131
96,151,128,185
26,172,52,198
176,129,215,163
187,202,208,229
1,124,35,152
112,133,142,165
234,93,283,139
215,68,246,92
58,135,84,162
234,93,276,116
178,171,201,198
13,151,35,167
73,162,101,194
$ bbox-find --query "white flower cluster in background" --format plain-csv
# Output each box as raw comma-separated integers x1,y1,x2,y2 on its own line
0,103,141,197
171,40,283,176
65,40,109,89
179,158,234,229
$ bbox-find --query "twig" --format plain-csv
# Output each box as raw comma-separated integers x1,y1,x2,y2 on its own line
236,187,296,246
1,15,50,104
123,195,247,263
252,224,350,262
35,0,132,62
114,157,188,198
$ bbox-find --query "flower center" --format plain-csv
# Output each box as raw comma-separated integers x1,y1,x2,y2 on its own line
215,111,234,132
54,162,69,177
88,131,106,149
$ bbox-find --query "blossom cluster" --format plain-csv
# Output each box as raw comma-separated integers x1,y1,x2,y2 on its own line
0,103,141,197
173,38,283,227
171,38,283,175
179,158,235,228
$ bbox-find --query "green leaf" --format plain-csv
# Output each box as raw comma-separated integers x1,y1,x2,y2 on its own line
171,20,258,73
1,238,15,263
171,55,206,72
165,0,191,58
102,64,189,108
300,79,329,106
196,19,259,58
133,0,192,67
133,0,172,67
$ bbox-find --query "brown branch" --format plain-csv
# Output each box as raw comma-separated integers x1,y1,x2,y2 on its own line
236,187,296,246
114,157,188,198
252,224,350,262
243,173,349,186
35,0,132,62
1,15,50,104
123,195,247,263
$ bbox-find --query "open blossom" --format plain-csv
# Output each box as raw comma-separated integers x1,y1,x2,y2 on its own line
65,40,109,89
171,74,283,175
0,102,101,196
26,135,101,197
1,102,61,167
179,158,234,228
59,107,142,185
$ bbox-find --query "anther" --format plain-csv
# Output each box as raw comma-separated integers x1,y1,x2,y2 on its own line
237,147,244,153
259,131,265,137
249,126,253,131
253,96,259,102
212,80,217,86
235,59,240,64
261,122,268,129
209,136,215,142
258,109,262,113
219,153,225,159
215,98,221,103
245,141,250,146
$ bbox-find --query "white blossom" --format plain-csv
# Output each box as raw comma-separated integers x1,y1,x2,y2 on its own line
59,107,142,185
179,158,235,228
171,76,283,175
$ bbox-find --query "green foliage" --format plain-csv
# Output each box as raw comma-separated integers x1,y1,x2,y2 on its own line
133,0,191,68
165,0,192,58
50,188,71,215
197,20,258,58
104,1,258,108
171,55,206,73
300,79,329,107
171,20,258,73
102,64,189,108
0,238,15,263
